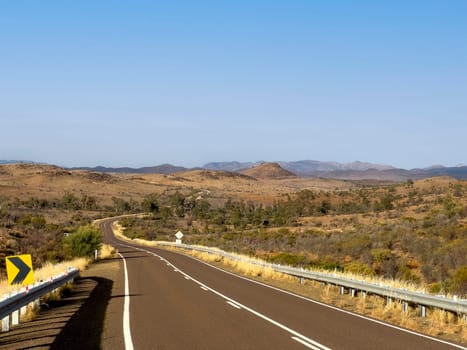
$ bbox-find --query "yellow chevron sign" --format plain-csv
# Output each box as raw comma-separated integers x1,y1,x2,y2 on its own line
6,254,35,286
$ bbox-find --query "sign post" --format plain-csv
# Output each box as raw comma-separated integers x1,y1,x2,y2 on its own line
175,231,183,244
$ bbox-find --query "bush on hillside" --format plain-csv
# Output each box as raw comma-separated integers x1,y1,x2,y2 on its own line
63,225,102,258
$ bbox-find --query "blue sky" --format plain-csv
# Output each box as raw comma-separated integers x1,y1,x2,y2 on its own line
1,1,466,169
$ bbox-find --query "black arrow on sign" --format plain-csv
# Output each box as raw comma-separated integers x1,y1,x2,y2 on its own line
9,256,31,285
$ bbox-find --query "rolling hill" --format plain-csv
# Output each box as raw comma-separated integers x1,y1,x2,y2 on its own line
241,162,297,179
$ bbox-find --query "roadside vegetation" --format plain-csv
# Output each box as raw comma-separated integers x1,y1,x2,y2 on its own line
0,177,465,296
116,178,467,297
0,167,465,342
112,221,466,344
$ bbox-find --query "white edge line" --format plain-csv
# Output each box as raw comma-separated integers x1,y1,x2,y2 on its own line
118,252,135,350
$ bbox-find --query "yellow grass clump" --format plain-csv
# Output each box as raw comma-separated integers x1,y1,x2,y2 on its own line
111,221,132,241
99,243,117,259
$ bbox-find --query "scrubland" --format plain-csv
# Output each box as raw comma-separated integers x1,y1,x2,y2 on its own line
0,163,465,342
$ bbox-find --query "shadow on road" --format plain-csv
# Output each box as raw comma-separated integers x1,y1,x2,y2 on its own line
49,276,113,350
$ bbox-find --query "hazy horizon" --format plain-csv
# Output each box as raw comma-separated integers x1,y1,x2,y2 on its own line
1,1,466,169
1,158,466,171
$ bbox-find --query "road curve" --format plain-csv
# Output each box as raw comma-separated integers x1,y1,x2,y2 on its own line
100,219,466,350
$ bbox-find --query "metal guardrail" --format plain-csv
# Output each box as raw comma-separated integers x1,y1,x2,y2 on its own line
155,241,467,315
0,268,79,326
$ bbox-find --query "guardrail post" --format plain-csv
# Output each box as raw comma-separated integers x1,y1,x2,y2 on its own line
20,306,27,318
350,289,356,297
402,301,408,313
420,305,426,317
12,310,19,326
387,297,392,305
339,286,345,294
1,315,9,332
361,291,367,299
299,277,304,285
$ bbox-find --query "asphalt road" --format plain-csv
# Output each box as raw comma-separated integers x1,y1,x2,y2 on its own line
101,220,466,350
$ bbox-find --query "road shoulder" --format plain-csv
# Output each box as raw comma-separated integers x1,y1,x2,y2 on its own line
0,258,124,350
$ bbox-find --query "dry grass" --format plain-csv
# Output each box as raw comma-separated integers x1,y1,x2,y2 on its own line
99,243,118,259
189,250,295,282
111,221,131,241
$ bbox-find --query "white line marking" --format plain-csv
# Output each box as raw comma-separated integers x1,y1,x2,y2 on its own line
118,253,134,350
115,237,465,350
184,276,190,280
292,336,324,350
119,244,331,350
171,249,467,350
227,301,242,309
200,286,209,291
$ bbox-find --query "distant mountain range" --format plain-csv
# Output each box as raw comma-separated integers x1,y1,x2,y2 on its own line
68,164,188,175
204,161,467,180
0,160,35,165
1,160,466,180
204,160,395,173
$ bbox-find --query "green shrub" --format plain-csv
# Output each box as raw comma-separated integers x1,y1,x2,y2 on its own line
124,229,144,239
450,266,467,296
269,252,308,266
344,262,375,276
64,225,102,257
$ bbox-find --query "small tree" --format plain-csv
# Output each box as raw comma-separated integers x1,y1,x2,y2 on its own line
61,192,81,210
64,225,102,257
141,193,159,213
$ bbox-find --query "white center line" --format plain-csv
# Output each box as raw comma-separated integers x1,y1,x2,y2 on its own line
227,301,242,309
292,336,325,350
